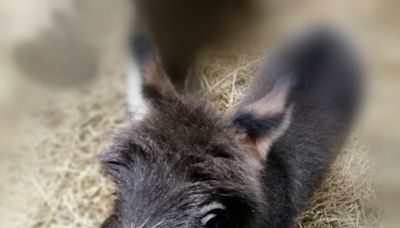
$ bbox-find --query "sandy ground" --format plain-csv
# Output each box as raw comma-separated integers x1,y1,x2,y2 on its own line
0,0,399,227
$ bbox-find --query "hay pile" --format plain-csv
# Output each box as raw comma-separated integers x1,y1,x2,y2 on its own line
1,47,380,228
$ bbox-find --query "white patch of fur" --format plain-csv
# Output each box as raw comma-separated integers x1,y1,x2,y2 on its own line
200,213,217,226
200,201,226,214
127,60,148,121
134,219,164,228
200,202,226,225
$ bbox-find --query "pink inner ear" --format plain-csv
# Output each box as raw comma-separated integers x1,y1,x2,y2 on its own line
236,132,262,159
236,105,294,162
259,106,293,160
231,73,294,161
243,76,292,118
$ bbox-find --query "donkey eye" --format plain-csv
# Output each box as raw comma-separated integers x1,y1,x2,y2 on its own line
201,212,230,228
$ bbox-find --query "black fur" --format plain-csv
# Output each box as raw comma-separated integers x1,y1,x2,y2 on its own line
102,97,265,228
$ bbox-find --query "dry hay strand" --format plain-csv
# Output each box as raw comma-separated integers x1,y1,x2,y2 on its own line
197,48,263,112
6,49,379,228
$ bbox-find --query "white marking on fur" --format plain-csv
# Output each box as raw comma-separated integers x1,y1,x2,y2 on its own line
200,202,226,225
133,220,164,228
201,213,217,226
135,218,148,228
151,221,164,228
127,60,148,121
200,202,226,214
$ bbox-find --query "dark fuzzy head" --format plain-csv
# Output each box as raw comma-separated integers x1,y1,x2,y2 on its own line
99,44,295,226
101,96,269,228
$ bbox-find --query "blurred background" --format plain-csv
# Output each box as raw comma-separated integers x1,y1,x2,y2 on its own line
0,0,399,227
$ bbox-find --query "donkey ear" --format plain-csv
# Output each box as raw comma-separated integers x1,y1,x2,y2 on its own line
127,31,178,122
228,75,294,161
127,56,178,122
